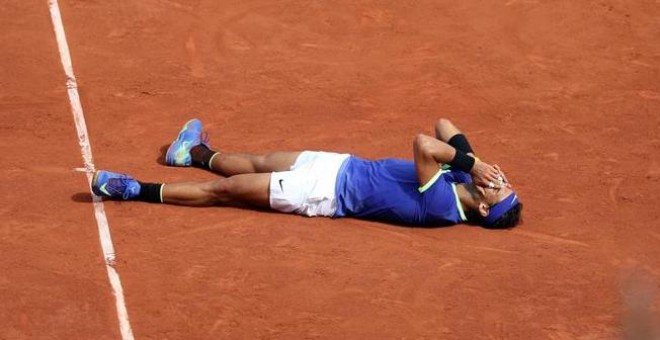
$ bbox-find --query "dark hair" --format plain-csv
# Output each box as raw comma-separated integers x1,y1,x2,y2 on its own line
465,203,523,229
483,203,523,229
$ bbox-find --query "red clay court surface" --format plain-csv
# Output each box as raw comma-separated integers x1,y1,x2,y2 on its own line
1,0,659,339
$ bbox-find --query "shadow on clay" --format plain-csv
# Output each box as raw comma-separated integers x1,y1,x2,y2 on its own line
156,143,169,165
71,192,93,203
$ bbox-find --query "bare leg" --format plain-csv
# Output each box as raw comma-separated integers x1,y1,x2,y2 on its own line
210,151,302,176
191,145,302,177
162,173,271,207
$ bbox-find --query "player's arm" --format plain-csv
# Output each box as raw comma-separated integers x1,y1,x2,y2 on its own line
434,118,510,185
413,134,501,190
434,118,475,156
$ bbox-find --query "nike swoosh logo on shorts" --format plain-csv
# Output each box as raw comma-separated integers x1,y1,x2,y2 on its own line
279,179,284,191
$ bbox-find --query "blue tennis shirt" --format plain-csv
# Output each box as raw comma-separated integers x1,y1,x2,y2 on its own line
334,156,470,226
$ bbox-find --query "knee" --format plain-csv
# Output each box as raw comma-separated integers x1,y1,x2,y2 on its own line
207,178,235,201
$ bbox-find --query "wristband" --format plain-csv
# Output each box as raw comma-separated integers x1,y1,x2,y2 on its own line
449,150,475,173
448,134,474,154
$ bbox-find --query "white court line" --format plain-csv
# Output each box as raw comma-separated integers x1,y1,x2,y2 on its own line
47,1,135,339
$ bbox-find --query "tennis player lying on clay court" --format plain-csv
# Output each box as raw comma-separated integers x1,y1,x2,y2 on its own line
92,118,522,228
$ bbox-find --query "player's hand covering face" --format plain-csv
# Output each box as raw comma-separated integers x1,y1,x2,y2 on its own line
492,164,511,188
471,160,506,189
474,164,513,206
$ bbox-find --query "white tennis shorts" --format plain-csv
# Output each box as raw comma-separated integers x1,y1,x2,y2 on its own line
269,151,350,217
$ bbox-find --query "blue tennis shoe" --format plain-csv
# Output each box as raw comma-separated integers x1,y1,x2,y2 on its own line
92,170,140,200
165,118,206,167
